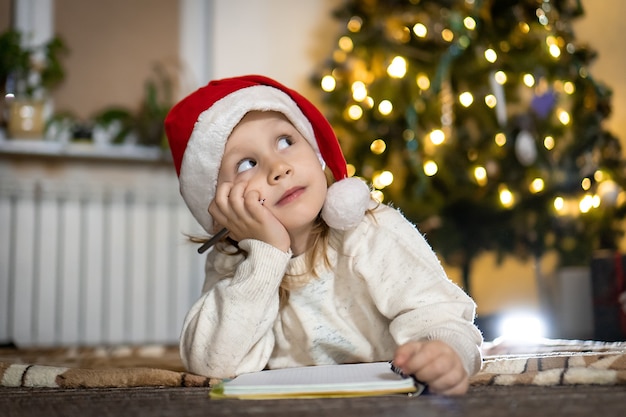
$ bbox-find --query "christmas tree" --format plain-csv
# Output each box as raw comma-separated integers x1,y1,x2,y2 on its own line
314,0,626,290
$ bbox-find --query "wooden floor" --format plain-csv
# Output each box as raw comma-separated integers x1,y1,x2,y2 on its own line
2,384,625,417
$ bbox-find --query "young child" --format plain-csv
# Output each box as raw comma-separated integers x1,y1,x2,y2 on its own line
164,75,483,395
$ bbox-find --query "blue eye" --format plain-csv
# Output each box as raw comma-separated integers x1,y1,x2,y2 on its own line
236,158,256,173
277,135,293,150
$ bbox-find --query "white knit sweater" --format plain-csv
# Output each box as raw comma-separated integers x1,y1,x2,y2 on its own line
180,204,483,378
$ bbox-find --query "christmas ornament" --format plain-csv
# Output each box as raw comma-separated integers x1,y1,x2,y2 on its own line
515,130,537,166
531,89,557,119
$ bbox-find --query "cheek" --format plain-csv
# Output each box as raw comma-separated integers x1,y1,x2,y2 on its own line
311,168,330,208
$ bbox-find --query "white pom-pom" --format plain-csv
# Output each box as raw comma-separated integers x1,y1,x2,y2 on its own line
322,177,371,230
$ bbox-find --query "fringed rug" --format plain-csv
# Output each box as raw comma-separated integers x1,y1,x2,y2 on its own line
1,338,625,389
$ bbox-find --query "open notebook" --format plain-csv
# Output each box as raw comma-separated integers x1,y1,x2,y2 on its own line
210,362,425,399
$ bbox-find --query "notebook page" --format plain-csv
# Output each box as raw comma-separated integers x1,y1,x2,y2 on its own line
226,362,410,387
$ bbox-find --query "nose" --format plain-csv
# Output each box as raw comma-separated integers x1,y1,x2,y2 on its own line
268,158,293,184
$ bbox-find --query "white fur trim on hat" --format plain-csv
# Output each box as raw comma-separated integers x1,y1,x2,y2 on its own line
179,85,323,233
322,177,371,230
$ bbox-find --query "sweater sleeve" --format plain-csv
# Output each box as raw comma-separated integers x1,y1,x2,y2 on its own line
179,239,291,378
350,206,483,376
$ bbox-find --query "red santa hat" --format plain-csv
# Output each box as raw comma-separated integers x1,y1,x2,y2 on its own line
164,74,370,235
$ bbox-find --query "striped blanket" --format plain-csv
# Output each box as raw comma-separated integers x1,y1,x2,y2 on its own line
1,338,625,389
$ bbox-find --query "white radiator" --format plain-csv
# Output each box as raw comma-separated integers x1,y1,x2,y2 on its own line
0,173,205,347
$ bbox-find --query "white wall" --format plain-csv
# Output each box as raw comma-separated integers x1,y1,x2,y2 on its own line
575,0,626,144
211,0,343,104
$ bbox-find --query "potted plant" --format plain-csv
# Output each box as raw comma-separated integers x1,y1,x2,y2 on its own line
0,29,68,138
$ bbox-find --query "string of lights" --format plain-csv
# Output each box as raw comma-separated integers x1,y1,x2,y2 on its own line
313,0,626,290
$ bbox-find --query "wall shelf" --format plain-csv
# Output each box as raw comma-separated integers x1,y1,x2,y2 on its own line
0,138,172,165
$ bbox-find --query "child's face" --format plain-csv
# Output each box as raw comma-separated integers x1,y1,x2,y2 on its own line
216,111,328,235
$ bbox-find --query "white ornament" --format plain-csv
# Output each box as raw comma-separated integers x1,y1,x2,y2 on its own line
489,71,507,126
515,130,537,166
597,180,620,206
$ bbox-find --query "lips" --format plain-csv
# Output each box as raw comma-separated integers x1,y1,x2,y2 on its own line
276,186,306,206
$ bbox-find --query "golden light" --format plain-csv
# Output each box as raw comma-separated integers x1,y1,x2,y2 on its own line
378,100,393,115
333,50,347,63
549,44,561,58
364,96,374,108
372,170,394,189
423,160,438,176
554,196,565,212
321,75,336,92
338,36,354,52
474,166,488,186
370,139,387,155
459,92,474,107
544,135,555,150
413,23,427,37
347,104,363,120
581,177,591,191
463,16,477,30
484,48,498,63
593,195,601,208
347,16,363,32
393,27,411,44
371,189,384,203
499,186,514,208
518,22,530,33
351,81,368,101
416,73,430,90
441,28,454,42
557,109,571,125
564,81,575,94
485,94,497,108
495,132,506,146
494,70,507,84
346,164,356,177
594,170,606,182
387,56,408,78
530,178,545,193
429,129,445,145
523,73,535,87
579,194,594,213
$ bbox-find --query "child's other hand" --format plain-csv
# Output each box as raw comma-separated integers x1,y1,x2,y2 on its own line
393,340,469,395
209,181,290,251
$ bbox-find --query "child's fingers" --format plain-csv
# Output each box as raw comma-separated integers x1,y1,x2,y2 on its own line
213,182,233,207
227,181,249,213
212,182,239,219
393,340,429,371
421,360,468,394
406,349,453,383
243,189,265,216
209,182,234,226
431,374,469,395
393,340,468,395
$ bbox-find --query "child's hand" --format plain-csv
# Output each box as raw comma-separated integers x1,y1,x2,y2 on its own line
209,181,291,252
393,340,469,395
